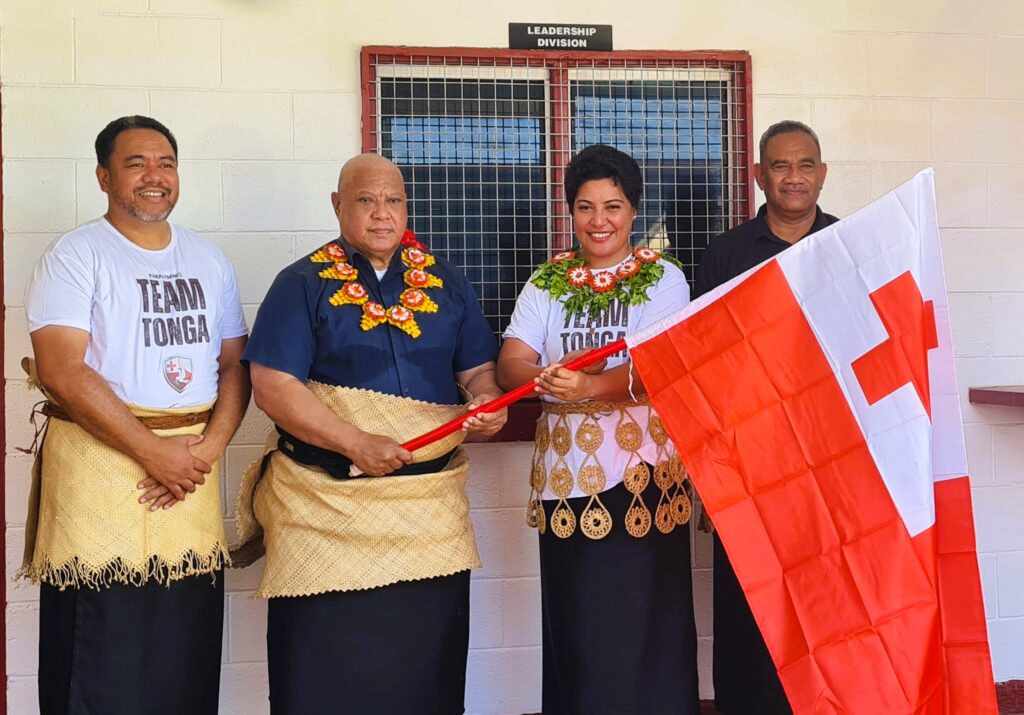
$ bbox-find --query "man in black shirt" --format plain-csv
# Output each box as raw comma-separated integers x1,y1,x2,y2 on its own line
694,120,837,715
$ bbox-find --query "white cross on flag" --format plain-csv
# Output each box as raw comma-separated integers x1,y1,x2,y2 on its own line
627,169,997,713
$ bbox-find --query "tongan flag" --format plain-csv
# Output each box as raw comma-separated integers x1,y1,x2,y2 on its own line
628,170,997,714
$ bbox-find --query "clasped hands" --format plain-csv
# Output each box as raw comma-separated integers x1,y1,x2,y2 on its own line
137,433,219,511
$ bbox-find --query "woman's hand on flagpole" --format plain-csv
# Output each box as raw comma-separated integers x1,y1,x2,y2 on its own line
559,348,608,375
535,363,595,402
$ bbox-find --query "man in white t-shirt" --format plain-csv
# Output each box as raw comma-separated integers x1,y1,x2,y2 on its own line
22,115,250,715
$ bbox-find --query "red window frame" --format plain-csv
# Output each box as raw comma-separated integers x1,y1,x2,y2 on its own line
360,46,755,441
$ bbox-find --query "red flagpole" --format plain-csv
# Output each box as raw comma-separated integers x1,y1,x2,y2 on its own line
402,338,627,452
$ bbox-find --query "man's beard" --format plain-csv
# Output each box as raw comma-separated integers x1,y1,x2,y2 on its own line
129,204,174,222
113,189,176,223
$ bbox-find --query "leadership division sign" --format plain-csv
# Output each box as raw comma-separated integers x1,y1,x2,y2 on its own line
509,23,613,51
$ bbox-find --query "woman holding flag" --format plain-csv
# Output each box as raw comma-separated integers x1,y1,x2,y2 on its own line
497,144,700,714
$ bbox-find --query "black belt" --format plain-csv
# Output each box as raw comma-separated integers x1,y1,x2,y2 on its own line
276,427,456,480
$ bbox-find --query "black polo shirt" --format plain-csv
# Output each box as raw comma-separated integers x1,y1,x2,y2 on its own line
693,204,838,298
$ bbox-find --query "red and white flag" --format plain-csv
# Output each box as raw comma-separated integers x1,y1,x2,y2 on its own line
628,169,997,714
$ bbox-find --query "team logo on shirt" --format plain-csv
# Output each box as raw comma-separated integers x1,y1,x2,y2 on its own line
164,356,194,393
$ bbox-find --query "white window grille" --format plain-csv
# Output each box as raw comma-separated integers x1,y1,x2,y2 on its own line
362,48,753,337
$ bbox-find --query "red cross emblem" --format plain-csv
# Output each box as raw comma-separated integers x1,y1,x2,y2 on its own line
164,356,194,393
851,271,938,418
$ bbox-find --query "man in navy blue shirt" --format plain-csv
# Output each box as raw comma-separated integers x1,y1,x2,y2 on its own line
242,153,506,713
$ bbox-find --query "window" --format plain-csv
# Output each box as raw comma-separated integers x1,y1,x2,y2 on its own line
362,48,753,342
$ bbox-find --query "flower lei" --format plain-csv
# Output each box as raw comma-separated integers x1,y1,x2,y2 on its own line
309,230,443,338
530,246,682,319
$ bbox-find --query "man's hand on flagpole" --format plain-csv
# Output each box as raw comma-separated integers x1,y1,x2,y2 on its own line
348,432,413,477
397,341,627,459
461,392,507,438
457,361,508,441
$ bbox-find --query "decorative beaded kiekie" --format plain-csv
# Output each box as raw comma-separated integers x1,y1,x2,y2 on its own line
527,398,692,540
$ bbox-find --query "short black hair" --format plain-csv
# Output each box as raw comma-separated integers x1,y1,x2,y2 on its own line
95,115,178,167
759,120,822,160
564,144,643,208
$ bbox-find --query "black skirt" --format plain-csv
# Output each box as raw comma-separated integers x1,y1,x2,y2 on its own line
266,571,470,715
539,481,701,715
712,534,792,714
38,571,224,715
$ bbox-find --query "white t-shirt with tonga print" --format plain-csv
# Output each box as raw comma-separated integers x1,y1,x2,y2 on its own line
503,256,690,499
25,218,248,409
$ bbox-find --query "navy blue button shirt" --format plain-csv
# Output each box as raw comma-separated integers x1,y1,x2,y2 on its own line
243,239,497,405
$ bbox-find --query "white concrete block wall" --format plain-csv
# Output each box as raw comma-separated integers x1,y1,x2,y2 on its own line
2,1,1023,712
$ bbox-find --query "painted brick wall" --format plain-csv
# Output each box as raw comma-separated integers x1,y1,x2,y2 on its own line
2,1,1022,712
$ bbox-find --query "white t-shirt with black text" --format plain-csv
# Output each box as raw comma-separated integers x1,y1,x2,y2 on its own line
25,218,248,409
503,257,690,499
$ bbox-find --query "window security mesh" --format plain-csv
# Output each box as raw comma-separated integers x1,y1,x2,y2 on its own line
362,50,753,337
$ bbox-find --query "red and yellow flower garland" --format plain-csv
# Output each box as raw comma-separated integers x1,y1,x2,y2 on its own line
532,246,675,319
309,239,443,338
